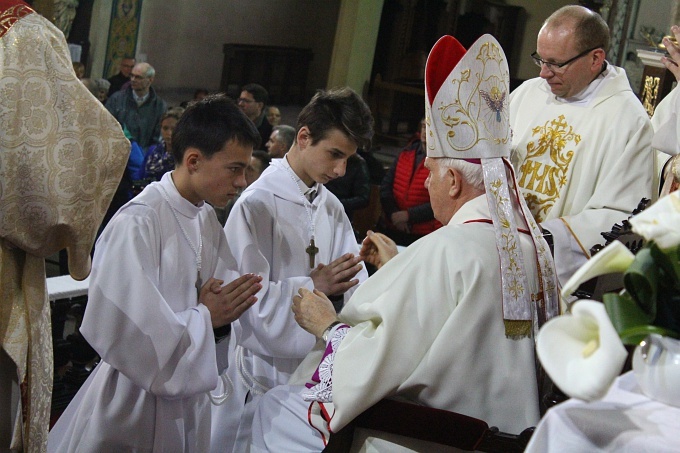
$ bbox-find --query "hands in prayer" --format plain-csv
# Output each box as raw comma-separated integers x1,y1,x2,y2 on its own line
662,25,680,81
200,274,262,328
360,230,399,270
292,287,338,338
310,253,362,296
391,210,410,233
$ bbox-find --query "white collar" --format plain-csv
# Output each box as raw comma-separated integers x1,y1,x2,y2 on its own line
555,62,611,106
282,155,320,201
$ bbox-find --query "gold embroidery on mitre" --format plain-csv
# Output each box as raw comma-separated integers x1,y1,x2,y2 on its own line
0,3,33,38
517,115,579,221
436,41,510,154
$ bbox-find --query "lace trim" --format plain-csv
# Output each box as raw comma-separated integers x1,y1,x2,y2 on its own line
302,325,350,402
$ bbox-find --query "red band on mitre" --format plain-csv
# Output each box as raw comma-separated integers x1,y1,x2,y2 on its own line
463,158,482,164
426,35,467,106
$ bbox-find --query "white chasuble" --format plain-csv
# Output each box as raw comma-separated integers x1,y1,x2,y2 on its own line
251,195,542,452
0,4,129,451
509,65,654,284
48,173,237,452
212,158,367,452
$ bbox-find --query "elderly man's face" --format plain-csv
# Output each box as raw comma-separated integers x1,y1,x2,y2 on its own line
536,25,602,98
424,157,455,225
130,64,153,94
266,130,288,158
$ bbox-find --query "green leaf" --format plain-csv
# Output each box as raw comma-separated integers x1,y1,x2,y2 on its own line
623,247,658,315
649,242,680,291
603,291,654,336
618,325,680,345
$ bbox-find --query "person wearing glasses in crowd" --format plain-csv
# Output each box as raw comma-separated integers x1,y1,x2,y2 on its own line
105,62,167,151
107,56,135,96
238,83,273,150
509,5,653,285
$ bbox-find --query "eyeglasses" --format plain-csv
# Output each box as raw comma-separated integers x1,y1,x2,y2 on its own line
130,74,148,80
237,98,256,104
531,45,602,74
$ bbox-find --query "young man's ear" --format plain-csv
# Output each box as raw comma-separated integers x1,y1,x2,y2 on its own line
184,148,201,173
296,126,310,150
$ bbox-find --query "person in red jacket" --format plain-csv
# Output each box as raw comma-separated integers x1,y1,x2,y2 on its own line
379,119,442,245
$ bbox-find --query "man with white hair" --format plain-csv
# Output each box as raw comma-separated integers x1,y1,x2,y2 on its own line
265,125,296,158
106,62,167,150
249,34,559,452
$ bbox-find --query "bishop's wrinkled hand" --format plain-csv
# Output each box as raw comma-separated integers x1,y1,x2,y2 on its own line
662,25,680,81
360,230,398,269
292,287,338,338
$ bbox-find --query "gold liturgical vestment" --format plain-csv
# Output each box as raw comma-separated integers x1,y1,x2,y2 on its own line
0,1,129,450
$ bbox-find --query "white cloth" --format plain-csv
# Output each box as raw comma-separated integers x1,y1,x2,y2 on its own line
251,195,542,452
510,65,654,284
212,158,367,452
48,173,237,452
525,371,680,452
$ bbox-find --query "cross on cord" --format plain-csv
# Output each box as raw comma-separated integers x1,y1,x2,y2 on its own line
306,238,319,268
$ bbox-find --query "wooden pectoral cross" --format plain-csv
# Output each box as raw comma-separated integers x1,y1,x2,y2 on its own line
306,238,319,268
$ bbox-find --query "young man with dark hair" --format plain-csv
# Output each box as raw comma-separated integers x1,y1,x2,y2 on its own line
211,87,374,452
48,95,263,452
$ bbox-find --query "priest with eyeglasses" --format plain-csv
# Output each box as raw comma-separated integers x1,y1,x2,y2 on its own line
509,5,654,287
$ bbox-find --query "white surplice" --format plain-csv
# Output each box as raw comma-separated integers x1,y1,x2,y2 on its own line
48,173,238,452
509,65,654,284
251,195,542,452
212,158,368,452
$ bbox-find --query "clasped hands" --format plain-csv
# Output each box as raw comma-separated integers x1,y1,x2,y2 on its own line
200,274,262,328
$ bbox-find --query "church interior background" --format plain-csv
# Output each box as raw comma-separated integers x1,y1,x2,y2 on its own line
19,0,680,427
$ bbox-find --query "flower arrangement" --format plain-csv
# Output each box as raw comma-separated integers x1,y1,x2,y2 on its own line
537,191,680,402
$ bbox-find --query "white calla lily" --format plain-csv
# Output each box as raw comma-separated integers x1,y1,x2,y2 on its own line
561,241,635,299
536,300,628,401
630,191,680,250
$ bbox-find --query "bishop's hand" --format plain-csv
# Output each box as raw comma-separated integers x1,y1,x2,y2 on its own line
292,287,338,338
310,253,362,296
663,25,680,81
201,274,262,328
360,230,399,270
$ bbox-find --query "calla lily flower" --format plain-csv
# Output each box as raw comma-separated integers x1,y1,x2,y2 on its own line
630,191,680,250
536,300,628,401
561,241,635,299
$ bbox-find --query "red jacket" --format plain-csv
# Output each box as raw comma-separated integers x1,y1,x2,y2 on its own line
392,148,442,235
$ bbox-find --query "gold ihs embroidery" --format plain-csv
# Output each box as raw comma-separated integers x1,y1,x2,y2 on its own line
517,115,579,221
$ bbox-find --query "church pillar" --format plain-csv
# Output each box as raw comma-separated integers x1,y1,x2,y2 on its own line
326,0,384,96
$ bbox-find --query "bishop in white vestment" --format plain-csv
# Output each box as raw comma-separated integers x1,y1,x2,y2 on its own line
250,34,559,453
